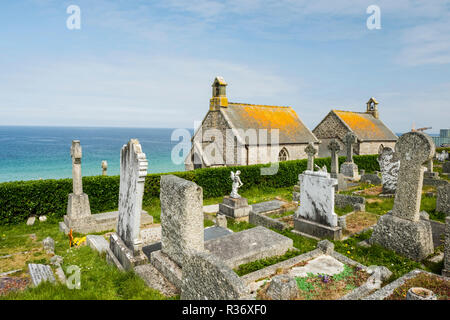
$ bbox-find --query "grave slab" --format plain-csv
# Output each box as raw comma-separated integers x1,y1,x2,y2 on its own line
28,263,55,287
204,226,293,269
289,255,345,277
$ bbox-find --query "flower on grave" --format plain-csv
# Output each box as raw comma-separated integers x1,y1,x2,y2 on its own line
356,266,362,271
347,251,351,254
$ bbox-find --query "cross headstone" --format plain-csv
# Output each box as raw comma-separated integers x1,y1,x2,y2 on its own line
101,160,108,176
345,132,357,163
71,140,83,195
392,132,434,221
116,139,148,254
305,142,317,171
327,139,341,178
370,132,434,261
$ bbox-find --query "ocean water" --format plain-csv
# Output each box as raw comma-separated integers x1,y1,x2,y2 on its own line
0,126,192,183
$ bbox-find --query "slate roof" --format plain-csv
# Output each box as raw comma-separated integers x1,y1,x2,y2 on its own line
221,102,318,145
333,110,398,141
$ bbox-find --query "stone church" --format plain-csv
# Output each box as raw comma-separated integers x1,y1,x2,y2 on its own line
312,97,398,158
185,77,319,170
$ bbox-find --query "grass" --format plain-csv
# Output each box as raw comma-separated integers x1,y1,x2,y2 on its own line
268,210,294,219
234,249,300,276
203,186,293,206
387,272,450,300
0,222,170,300
334,205,354,216
332,231,425,281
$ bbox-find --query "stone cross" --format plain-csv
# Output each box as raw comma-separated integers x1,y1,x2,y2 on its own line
305,142,317,171
345,132,357,163
70,140,83,195
101,160,108,176
116,139,148,255
392,132,434,221
327,139,341,178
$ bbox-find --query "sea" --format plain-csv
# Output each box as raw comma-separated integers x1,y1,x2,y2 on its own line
0,126,193,183
0,127,440,183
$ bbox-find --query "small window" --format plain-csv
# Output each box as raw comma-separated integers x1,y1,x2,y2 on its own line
278,148,289,162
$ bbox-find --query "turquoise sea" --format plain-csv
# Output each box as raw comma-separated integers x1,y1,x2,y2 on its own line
0,126,192,183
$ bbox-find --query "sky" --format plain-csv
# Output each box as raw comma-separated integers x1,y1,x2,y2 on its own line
0,0,449,133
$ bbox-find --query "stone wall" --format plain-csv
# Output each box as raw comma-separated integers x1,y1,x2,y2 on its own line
360,141,396,156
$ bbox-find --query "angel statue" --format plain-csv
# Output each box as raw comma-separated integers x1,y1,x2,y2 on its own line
230,171,243,199
314,164,328,173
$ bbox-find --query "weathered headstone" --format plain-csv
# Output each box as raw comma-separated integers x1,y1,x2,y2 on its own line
26,216,35,226
63,140,93,231
42,237,55,254
294,170,342,239
370,132,434,261
305,142,317,171
28,263,55,287
340,132,360,180
443,160,450,174
377,144,400,194
160,175,204,266
109,139,148,270
101,160,108,176
442,217,450,277
181,251,247,300
327,139,341,179
87,235,109,254
436,185,450,216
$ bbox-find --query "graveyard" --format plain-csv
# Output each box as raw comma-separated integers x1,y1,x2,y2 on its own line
0,134,449,300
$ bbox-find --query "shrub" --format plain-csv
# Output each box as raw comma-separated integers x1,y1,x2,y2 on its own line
0,155,380,225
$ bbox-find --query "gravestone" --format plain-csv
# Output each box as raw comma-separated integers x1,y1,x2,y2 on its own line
370,132,434,261
28,263,55,287
101,160,108,176
305,142,317,171
109,139,148,270
294,170,342,239
377,144,400,195
63,140,93,231
160,175,204,266
443,217,450,277
436,185,450,216
327,139,341,179
340,132,360,180
181,251,247,300
443,161,450,174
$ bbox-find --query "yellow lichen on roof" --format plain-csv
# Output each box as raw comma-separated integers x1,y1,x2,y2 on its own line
334,110,384,140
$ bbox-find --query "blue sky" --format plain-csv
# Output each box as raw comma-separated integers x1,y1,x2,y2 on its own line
0,0,449,133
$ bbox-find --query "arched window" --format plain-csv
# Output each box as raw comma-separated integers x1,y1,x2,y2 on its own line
278,148,289,162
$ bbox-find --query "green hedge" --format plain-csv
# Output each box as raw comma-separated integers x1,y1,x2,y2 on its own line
436,147,450,153
0,155,379,225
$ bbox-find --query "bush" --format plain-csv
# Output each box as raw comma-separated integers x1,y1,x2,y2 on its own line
436,147,450,153
0,155,380,225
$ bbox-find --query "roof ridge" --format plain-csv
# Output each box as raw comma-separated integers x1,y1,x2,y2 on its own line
333,109,367,114
228,102,291,108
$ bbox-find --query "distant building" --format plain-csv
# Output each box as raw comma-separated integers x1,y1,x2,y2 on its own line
432,129,450,147
184,77,319,170
312,97,398,157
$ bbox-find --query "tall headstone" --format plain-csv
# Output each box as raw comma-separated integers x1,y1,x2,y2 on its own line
305,142,317,171
64,140,92,230
442,217,450,277
377,145,400,195
340,132,360,180
293,170,342,240
436,185,450,216
370,132,434,261
160,175,204,266
327,139,341,179
109,139,148,270
101,160,108,176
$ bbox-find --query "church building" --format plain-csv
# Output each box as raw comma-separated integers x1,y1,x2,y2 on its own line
312,97,398,158
184,77,319,170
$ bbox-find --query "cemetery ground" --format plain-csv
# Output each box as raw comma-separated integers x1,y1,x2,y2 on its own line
0,183,447,300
